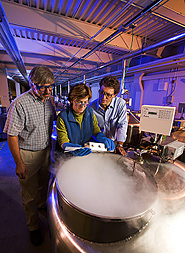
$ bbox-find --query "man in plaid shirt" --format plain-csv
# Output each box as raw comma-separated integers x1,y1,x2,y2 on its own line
4,65,55,246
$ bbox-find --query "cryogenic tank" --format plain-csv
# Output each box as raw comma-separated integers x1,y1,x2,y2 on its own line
48,153,159,252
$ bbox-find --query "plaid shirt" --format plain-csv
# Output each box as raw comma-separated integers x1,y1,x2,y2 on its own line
90,97,128,142
4,89,55,151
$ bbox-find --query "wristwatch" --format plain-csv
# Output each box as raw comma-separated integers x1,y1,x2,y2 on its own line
116,143,123,148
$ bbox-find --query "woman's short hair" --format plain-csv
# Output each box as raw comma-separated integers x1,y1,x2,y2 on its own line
99,76,120,95
68,83,92,103
29,65,55,86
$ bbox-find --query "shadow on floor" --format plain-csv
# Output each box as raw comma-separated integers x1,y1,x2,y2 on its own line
0,141,53,253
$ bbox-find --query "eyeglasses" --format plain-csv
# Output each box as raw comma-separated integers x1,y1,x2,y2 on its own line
74,100,89,107
35,83,54,92
99,90,114,99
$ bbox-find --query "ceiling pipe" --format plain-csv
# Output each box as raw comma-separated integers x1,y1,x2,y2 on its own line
0,1,28,83
121,0,185,29
55,0,136,78
95,32,185,70
63,52,185,86
70,31,185,84
59,0,164,80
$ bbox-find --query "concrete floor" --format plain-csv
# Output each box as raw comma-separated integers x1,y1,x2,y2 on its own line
0,140,53,253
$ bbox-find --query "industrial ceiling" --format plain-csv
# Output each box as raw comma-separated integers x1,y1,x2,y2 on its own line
0,0,185,89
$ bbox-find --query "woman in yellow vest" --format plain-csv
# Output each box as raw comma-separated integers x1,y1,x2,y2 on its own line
57,83,115,156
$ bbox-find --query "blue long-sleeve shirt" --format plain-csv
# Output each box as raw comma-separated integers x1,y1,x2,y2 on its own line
90,97,128,142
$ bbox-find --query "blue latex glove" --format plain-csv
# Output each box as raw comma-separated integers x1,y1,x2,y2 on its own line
63,142,82,150
71,147,92,156
63,143,92,156
95,132,115,151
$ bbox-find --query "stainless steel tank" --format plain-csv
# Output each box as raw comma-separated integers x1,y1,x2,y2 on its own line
48,153,161,252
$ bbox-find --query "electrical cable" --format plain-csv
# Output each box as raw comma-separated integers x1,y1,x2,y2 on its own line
121,25,134,97
79,61,81,84
166,69,178,105
125,26,134,76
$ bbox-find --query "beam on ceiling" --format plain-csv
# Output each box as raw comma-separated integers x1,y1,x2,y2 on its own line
0,37,120,68
121,0,185,28
2,1,142,52
70,32,185,84
0,1,28,83
59,0,165,81
154,5,185,28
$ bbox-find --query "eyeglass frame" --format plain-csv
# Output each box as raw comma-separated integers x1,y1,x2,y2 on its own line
99,89,114,99
74,99,89,107
35,83,54,92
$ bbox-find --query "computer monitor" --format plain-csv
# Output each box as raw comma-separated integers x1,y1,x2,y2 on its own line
178,103,185,119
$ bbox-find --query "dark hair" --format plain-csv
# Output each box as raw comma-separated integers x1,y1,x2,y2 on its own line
29,65,55,86
68,83,92,103
99,76,120,95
